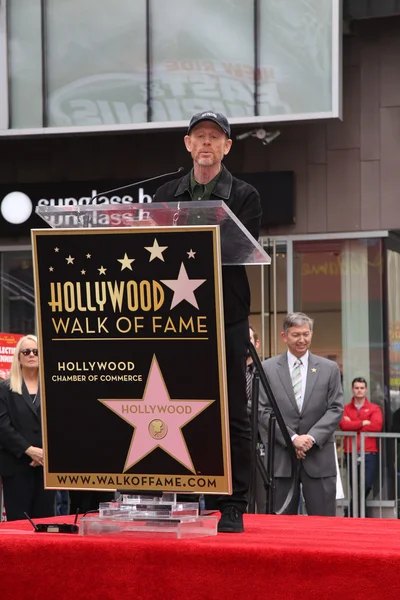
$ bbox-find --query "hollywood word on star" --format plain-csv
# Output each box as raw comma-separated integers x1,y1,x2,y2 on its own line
101,355,213,473
47,240,206,336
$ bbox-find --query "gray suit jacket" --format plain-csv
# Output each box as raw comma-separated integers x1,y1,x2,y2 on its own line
259,352,343,478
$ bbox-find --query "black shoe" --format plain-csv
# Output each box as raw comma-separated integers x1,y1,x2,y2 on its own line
217,506,244,533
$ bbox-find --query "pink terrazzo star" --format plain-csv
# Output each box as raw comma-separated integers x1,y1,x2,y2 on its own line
100,356,213,473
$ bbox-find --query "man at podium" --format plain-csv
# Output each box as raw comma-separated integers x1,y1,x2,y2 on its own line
154,111,262,532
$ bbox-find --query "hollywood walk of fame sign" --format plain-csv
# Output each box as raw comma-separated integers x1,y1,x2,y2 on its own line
32,226,231,493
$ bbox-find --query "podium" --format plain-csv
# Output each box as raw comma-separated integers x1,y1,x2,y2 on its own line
33,201,270,537
36,201,270,265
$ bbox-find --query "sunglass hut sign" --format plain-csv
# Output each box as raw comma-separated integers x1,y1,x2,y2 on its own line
0,187,153,228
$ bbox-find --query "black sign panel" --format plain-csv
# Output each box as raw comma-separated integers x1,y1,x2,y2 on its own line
32,227,230,493
0,170,294,236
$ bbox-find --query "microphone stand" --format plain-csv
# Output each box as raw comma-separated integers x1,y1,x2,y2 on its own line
248,372,277,514
76,167,184,227
88,168,184,204
247,344,297,515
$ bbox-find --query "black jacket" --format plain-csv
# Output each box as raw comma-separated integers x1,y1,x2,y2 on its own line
0,380,42,476
154,166,262,324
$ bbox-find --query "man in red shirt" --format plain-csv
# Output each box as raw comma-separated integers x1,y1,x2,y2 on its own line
340,377,383,516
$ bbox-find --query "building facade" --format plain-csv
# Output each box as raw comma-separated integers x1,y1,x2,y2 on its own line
0,2,400,429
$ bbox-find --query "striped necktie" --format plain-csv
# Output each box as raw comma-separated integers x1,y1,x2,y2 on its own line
292,359,302,411
246,364,253,407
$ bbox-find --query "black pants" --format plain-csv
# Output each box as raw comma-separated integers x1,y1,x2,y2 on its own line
69,491,115,515
2,467,56,521
253,446,269,514
346,453,377,517
205,319,251,513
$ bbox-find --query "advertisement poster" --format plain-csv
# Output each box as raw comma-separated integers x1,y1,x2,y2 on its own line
0,332,23,380
0,332,23,520
32,226,231,493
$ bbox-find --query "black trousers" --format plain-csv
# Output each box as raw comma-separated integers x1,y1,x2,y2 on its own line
253,448,269,514
2,467,56,521
346,453,377,517
205,319,251,513
69,491,115,515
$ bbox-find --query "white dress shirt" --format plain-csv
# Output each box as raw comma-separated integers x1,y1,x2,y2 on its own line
287,350,315,445
287,350,309,411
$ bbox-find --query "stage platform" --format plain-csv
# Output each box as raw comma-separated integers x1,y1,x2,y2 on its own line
0,513,399,600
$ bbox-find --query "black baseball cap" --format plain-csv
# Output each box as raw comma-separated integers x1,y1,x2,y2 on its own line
187,111,231,137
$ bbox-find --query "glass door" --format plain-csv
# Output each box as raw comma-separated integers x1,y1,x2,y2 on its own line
385,235,400,425
0,249,35,334
247,239,288,360
293,237,385,408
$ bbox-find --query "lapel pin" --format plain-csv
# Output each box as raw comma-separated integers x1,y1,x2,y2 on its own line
311,368,317,373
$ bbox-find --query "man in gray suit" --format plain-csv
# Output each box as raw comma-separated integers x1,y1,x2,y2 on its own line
259,312,343,516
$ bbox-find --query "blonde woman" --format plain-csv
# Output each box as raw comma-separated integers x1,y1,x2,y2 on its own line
0,335,55,521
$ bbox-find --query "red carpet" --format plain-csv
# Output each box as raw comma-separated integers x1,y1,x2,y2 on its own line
1,514,400,599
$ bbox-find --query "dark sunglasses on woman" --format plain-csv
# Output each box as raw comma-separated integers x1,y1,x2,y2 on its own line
20,349,39,356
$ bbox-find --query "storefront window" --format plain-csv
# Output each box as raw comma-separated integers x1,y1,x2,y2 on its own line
4,0,341,133
7,0,43,128
387,244,400,421
46,0,147,127
151,0,255,120
0,0,8,128
293,238,385,408
247,242,287,360
259,0,333,115
0,251,35,335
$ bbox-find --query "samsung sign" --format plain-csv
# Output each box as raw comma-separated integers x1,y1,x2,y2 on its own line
0,171,294,236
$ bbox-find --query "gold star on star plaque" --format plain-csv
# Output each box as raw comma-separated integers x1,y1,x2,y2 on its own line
117,253,135,271
98,266,107,275
49,266,54,272
81,269,86,275
66,255,75,264
144,239,168,262
187,249,196,259
54,247,60,253
86,253,91,259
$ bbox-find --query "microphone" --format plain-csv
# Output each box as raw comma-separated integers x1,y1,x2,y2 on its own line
88,167,185,205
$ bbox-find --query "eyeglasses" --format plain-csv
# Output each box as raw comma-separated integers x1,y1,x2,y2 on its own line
20,348,38,356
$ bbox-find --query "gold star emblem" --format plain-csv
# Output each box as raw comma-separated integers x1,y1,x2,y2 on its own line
187,249,196,259
49,266,54,272
81,269,86,275
54,247,59,253
98,266,107,275
66,255,75,264
144,239,168,262
311,368,317,373
117,253,135,271
86,253,91,259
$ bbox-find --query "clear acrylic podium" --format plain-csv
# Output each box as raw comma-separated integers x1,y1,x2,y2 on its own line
36,201,270,538
36,200,271,266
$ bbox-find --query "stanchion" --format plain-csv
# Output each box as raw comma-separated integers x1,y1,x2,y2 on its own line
247,344,297,514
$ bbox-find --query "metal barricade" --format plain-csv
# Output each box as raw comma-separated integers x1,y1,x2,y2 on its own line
334,432,359,517
262,431,400,519
359,432,400,519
